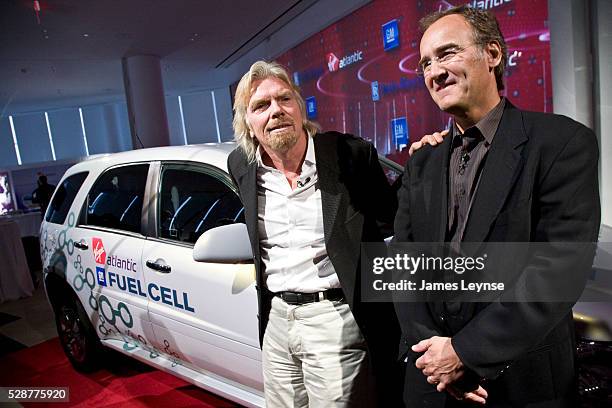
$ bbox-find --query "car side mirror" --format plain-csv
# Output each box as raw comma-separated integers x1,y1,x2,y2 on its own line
193,223,253,263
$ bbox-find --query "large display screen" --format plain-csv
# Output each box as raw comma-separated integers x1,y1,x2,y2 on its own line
276,0,551,164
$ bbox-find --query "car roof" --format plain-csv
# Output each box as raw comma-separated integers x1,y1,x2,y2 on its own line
64,142,237,178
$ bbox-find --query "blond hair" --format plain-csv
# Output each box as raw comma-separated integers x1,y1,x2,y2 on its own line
232,60,320,162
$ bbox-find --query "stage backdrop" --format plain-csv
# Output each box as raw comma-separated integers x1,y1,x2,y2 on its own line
275,0,551,165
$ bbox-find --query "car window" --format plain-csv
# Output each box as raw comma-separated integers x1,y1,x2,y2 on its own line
45,172,89,224
158,165,245,244
82,164,148,233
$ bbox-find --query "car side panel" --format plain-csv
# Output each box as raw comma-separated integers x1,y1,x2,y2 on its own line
142,240,262,391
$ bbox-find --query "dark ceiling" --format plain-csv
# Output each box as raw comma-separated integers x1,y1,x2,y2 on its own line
1,0,362,114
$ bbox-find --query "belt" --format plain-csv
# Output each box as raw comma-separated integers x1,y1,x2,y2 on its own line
275,288,344,305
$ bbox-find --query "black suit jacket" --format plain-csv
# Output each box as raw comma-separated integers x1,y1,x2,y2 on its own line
393,102,600,407
228,131,403,405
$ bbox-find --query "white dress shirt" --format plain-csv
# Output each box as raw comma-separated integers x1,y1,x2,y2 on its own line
256,136,339,293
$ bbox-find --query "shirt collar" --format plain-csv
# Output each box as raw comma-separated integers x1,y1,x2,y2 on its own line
255,143,266,168
303,134,316,166
255,135,316,169
453,97,506,145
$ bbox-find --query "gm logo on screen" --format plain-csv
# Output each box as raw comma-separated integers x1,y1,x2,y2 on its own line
382,19,400,51
391,117,409,148
306,96,317,119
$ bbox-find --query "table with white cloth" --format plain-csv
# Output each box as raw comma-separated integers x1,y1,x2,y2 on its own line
0,219,34,303
2,212,42,237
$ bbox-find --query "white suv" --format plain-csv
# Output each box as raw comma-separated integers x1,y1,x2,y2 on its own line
39,142,403,407
41,143,263,407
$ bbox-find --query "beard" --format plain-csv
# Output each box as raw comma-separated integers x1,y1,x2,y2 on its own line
264,122,301,152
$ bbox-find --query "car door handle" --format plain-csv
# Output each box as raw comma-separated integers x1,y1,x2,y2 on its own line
74,240,88,250
146,260,171,273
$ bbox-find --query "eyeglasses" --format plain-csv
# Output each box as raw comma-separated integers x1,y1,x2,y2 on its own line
415,44,478,77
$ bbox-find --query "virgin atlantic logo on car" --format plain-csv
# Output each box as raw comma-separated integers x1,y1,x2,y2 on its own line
92,238,106,265
326,50,363,72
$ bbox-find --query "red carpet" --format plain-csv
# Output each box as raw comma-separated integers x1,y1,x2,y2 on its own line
0,337,241,407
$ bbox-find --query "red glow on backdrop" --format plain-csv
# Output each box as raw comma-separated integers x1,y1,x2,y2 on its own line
275,0,551,165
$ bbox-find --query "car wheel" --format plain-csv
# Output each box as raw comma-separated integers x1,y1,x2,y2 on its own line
55,293,102,372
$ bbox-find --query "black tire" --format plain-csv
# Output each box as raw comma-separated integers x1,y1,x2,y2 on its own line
54,293,102,372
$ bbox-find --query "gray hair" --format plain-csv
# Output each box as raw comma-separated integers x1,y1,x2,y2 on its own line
420,5,508,91
232,60,320,162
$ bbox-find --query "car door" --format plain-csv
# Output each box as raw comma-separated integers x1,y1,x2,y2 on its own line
71,163,156,348
141,161,261,390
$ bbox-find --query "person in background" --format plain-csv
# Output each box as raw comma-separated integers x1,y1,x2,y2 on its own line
32,174,55,219
393,5,600,407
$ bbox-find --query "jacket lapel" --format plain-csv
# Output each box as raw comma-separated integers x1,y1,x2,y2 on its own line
313,135,342,245
429,133,452,242
232,160,260,263
462,103,528,242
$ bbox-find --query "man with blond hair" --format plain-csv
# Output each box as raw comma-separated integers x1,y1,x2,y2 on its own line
228,60,402,407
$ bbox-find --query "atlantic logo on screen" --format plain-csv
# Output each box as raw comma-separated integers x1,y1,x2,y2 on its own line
469,0,511,10
326,50,363,72
327,53,340,72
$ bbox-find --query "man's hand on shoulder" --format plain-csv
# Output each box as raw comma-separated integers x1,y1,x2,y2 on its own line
408,129,449,156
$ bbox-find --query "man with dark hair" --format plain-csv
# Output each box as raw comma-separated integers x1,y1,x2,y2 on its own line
228,60,402,407
393,5,600,407
32,174,55,219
